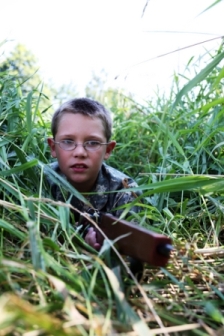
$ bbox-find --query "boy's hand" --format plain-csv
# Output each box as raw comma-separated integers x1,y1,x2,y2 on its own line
85,227,101,251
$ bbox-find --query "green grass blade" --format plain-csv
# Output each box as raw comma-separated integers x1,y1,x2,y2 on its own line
0,159,38,176
172,49,224,110
42,162,92,206
25,91,33,133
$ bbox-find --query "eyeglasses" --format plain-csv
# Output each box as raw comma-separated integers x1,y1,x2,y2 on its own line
53,140,110,152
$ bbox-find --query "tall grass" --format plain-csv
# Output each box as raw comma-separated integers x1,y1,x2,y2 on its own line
0,43,224,335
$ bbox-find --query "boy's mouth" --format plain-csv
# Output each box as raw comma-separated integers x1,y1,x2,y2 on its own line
70,163,88,172
72,164,87,168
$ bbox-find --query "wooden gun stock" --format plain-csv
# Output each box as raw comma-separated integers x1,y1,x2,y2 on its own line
95,213,172,267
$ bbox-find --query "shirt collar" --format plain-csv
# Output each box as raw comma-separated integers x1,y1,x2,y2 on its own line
71,163,109,212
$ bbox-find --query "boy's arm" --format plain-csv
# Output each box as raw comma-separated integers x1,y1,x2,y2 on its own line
110,178,143,219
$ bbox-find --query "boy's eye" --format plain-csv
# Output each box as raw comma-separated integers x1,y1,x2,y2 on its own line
60,140,75,149
85,141,101,147
62,140,74,144
55,139,107,151
84,141,102,151
60,139,75,147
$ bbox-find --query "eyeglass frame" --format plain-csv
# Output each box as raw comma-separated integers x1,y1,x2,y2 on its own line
53,139,110,152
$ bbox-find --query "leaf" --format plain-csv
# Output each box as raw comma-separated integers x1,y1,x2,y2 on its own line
0,219,26,240
172,49,224,110
0,159,38,176
213,65,224,88
103,265,150,334
12,144,38,182
27,221,45,271
205,302,224,323
122,175,224,195
42,237,60,252
42,161,91,206
197,0,223,16
25,91,33,133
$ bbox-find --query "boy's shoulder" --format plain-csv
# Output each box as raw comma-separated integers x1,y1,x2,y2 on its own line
98,162,138,190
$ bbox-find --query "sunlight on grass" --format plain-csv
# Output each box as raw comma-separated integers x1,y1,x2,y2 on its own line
0,31,224,335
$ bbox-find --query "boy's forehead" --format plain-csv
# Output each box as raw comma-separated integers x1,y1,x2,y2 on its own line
57,112,106,135
58,112,103,124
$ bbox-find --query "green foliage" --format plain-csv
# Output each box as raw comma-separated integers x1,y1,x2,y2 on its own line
0,44,40,91
108,46,224,233
0,73,52,198
109,45,224,179
0,40,224,335
0,43,56,114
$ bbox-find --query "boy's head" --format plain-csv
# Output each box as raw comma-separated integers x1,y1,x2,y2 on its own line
51,98,112,141
48,98,116,192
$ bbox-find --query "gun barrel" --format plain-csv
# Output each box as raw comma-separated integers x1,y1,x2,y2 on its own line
98,213,172,267
157,244,173,258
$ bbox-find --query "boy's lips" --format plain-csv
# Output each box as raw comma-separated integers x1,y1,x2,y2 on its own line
70,163,88,172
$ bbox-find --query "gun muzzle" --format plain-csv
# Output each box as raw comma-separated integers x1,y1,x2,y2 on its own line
157,244,173,258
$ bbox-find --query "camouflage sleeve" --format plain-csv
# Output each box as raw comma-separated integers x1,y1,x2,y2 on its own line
111,178,142,221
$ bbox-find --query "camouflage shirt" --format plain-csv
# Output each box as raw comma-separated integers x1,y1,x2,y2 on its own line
47,161,142,220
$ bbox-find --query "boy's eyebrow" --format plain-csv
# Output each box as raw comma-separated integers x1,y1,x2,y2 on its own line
58,133,105,139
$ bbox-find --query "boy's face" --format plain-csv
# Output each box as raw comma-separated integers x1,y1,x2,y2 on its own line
48,113,116,192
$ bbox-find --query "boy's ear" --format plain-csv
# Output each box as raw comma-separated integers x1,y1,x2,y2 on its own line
104,140,116,160
47,138,57,157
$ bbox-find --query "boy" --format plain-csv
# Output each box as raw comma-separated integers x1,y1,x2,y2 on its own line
47,98,142,250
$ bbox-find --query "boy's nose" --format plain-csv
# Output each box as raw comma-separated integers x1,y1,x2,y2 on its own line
72,144,87,156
